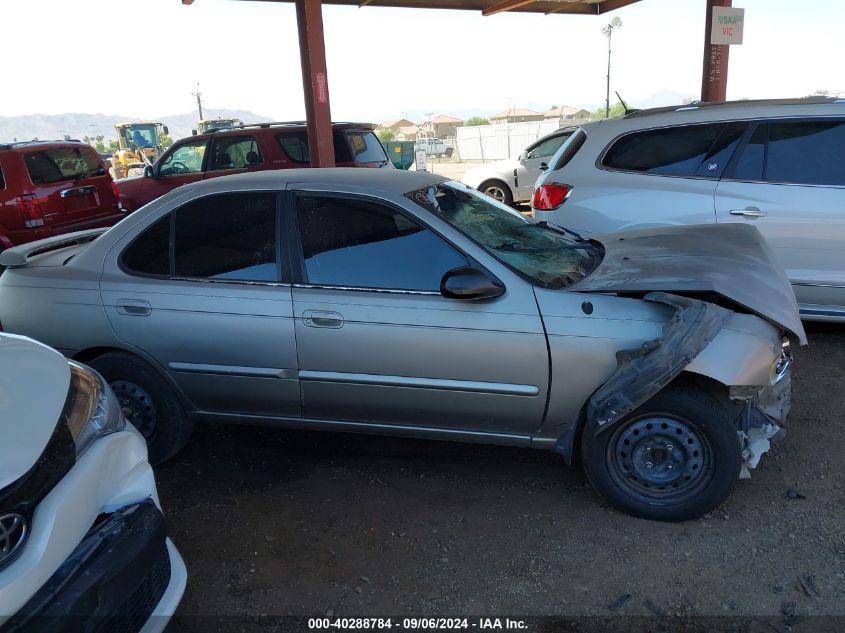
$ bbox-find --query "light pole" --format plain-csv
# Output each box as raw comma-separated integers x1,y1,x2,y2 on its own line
602,17,622,118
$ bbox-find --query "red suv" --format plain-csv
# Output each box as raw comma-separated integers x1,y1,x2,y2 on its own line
0,141,123,253
116,122,391,212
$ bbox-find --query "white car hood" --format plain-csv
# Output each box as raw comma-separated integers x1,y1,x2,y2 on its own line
0,334,70,489
462,158,521,188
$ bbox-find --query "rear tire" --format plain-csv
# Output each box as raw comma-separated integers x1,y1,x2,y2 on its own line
89,352,193,465
478,179,514,207
445,148,454,158
581,382,741,522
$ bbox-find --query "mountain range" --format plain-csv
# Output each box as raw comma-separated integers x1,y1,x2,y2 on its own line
0,109,273,144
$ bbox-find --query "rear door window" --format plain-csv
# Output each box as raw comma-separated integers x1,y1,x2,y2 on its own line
602,123,745,178
209,136,262,171
24,146,103,185
174,192,278,281
121,192,279,281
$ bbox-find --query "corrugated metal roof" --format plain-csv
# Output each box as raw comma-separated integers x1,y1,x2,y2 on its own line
230,0,641,16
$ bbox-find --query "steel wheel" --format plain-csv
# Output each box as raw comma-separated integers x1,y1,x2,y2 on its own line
111,379,158,440
606,415,715,504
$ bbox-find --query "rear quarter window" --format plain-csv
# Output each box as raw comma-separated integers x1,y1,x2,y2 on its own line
601,123,745,178
343,131,387,163
277,130,386,164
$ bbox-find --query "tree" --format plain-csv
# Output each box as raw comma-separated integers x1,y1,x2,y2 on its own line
106,139,119,155
160,132,174,148
376,128,395,143
588,102,626,120
464,116,490,127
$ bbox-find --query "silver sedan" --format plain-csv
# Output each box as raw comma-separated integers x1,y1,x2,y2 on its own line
0,169,803,521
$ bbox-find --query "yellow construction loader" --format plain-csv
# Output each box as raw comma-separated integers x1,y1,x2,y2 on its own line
109,122,169,179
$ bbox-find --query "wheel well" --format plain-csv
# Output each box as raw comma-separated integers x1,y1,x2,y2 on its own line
558,371,737,465
479,178,509,190
72,346,194,412
73,346,120,365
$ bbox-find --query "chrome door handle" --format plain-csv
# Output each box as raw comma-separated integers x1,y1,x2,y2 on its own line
302,310,343,328
59,185,97,198
730,207,767,218
116,299,151,316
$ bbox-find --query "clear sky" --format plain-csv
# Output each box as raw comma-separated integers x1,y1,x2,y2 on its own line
1,0,842,122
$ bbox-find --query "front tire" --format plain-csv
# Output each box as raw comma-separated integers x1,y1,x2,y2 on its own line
89,352,193,465
581,382,741,522
478,179,513,206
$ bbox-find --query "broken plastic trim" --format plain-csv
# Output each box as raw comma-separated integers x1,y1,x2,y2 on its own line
587,292,732,434
737,402,786,478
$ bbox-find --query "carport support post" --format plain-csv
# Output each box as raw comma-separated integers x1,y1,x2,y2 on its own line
700,0,731,102
295,0,335,167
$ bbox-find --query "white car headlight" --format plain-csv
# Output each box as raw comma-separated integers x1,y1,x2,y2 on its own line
65,362,125,457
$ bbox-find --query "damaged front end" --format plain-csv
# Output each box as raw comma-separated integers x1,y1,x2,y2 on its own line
586,292,793,479
731,340,792,478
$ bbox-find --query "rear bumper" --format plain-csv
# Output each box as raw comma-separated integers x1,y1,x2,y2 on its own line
3,501,186,633
6,210,124,246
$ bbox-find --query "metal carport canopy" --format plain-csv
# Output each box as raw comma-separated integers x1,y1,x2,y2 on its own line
232,0,643,15
184,0,647,165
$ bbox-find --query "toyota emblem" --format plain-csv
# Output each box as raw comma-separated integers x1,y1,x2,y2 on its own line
0,513,28,567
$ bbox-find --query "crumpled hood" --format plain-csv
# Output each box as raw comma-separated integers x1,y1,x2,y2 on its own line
0,334,70,489
569,223,807,344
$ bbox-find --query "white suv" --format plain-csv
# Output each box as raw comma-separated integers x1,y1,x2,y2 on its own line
532,97,845,321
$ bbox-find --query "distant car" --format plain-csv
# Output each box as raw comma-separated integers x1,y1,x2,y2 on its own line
532,97,845,321
0,168,802,521
0,140,124,255
0,333,185,630
462,128,577,206
415,137,454,158
116,122,391,212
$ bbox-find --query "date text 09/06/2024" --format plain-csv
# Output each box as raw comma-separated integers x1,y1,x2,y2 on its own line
308,618,528,630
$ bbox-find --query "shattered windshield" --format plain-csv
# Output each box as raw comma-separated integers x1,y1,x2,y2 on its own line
407,181,602,289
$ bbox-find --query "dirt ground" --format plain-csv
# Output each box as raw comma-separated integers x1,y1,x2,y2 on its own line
158,322,845,628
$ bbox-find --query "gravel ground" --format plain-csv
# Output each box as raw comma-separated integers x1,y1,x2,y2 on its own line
158,322,845,628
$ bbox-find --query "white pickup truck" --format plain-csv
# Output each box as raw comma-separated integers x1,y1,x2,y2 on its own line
414,137,454,158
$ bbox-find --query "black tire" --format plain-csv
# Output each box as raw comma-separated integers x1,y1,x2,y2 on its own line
89,352,193,465
445,148,454,158
478,179,514,206
581,381,741,522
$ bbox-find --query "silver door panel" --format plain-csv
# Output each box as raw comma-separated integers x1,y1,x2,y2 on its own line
292,286,548,433
101,280,300,416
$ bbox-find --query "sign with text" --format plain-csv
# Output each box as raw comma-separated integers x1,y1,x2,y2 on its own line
711,7,744,45
415,149,428,172
315,72,328,104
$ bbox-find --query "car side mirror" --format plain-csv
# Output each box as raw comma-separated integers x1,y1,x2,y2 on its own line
163,125,169,135
143,165,154,178
518,151,527,162
440,267,504,301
